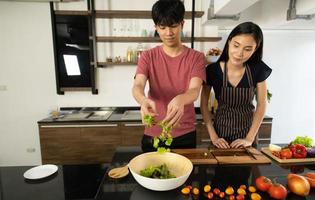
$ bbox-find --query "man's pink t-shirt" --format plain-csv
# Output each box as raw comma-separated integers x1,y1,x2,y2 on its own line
136,45,206,138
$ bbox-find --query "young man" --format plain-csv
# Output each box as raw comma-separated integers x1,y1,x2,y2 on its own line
132,0,206,152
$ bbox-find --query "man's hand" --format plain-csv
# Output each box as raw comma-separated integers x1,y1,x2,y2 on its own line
212,138,230,149
162,96,184,128
140,98,158,124
230,138,253,148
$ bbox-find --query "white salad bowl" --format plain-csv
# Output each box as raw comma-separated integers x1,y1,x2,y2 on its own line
128,152,193,191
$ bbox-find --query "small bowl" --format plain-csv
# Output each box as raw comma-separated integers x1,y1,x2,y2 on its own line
128,152,193,191
206,55,219,63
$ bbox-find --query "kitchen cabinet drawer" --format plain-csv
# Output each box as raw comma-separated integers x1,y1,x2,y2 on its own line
40,127,82,165
120,123,144,146
39,124,120,164
81,126,120,163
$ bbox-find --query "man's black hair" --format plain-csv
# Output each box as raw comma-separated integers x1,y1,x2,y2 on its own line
151,0,185,26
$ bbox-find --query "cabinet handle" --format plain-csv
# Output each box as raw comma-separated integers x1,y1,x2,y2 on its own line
40,124,118,128
261,122,272,124
201,139,211,142
257,138,271,141
124,123,144,127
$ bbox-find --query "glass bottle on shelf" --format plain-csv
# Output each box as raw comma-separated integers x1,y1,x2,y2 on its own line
136,43,144,62
127,46,134,63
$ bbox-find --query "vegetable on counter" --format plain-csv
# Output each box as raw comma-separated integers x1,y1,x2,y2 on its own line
287,173,310,196
303,172,315,188
307,146,315,157
290,136,313,148
268,144,282,152
290,144,308,158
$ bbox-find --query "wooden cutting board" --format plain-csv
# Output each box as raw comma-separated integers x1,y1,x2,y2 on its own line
173,148,217,164
211,147,271,165
173,147,271,165
261,147,315,164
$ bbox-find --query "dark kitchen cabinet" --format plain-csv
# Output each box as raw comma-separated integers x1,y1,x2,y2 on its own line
50,3,97,94
120,122,144,146
39,123,120,164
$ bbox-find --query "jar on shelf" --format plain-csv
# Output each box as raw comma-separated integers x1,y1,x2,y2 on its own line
136,43,144,62
127,47,134,62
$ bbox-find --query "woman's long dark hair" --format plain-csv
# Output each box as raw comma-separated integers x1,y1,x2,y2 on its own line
218,22,263,64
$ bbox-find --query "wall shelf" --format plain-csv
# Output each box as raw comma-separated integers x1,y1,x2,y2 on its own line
54,10,204,19
94,36,222,43
94,10,204,19
92,62,137,67
54,10,91,16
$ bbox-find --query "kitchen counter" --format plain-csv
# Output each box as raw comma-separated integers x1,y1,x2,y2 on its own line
38,107,273,124
3,147,314,200
98,146,315,200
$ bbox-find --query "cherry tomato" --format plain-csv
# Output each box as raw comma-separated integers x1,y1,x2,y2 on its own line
255,176,272,192
225,186,234,195
213,188,220,195
207,192,214,199
181,187,190,195
229,195,235,200
219,192,225,198
204,184,211,193
237,188,246,195
268,183,287,199
239,185,247,189
236,194,245,200
192,188,199,195
250,193,262,200
186,185,193,190
248,186,256,193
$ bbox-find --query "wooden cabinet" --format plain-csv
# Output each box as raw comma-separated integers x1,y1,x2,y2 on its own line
39,123,120,165
120,122,144,146
80,125,120,163
40,127,82,164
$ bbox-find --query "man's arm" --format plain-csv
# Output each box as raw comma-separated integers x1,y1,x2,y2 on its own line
132,74,157,119
163,77,203,127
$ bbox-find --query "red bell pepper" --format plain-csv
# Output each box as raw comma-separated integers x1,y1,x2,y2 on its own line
290,144,307,158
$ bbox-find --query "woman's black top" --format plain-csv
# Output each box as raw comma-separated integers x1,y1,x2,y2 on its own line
205,61,272,100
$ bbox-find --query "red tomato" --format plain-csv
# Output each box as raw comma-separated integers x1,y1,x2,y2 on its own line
207,192,214,199
213,188,220,195
236,194,245,200
280,148,293,159
186,185,193,190
255,176,272,192
268,183,288,199
229,195,235,200
219,192,225,198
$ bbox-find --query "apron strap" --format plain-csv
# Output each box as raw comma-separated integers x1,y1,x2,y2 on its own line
245,64,254,88
223,62,228,87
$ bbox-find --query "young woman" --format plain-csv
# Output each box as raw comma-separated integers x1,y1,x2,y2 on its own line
200,22,272,149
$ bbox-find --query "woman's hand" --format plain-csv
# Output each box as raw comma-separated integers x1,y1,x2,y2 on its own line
212,138,230,149
163,96,184,128
230,138,253,148
140,98,157,124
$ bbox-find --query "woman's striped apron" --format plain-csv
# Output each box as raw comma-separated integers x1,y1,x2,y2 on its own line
214,62,255,143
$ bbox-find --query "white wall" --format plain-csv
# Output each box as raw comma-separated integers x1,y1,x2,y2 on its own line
0,1,56,166
0,0,314,166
